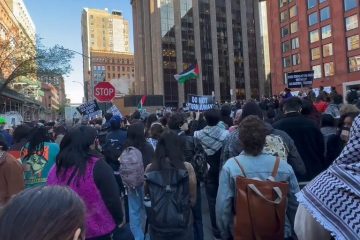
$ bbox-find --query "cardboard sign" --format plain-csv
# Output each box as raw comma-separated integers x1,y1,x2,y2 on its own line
187,95,214,111
287,71,314,88
76,100,100,116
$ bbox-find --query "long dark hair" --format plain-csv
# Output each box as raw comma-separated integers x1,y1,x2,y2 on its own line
151,130,185,171
23,127,51,161
124,123,146,151
56,126,98,178
0,186,86,240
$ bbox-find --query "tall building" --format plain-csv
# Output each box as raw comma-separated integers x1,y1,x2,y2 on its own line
267,0,360,96
131,0,266,107
81,8,133,101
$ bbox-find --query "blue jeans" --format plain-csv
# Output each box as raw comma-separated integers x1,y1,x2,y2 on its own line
128,186,145,240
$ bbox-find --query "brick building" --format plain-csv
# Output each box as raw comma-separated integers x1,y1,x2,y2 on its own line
267,0,360,96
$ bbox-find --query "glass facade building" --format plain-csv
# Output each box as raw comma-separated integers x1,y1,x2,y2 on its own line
132,0,265,107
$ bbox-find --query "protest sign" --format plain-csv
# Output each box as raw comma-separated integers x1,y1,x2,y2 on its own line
287,71,314,88
107,105,123,118
187,95,214,111
76,100,100,116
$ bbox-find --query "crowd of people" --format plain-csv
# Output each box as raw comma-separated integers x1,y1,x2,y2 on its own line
0,86,359,240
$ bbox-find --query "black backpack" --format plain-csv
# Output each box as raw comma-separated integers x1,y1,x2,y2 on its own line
144,168,191,236
103,138,124,163
192,138,208,181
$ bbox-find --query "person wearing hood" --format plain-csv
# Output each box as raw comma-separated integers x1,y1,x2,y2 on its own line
222,101,306,179
194,109,229,239
0,135,24,206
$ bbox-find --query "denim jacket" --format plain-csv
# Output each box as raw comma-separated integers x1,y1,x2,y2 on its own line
216,153,300,239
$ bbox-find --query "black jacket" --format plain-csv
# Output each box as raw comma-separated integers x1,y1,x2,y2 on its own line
273,112,325,181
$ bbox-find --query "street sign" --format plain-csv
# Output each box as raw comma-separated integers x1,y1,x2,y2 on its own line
94,82,115,102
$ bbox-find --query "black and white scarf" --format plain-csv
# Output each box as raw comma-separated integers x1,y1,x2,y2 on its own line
194,122,229,156
296,115,360,240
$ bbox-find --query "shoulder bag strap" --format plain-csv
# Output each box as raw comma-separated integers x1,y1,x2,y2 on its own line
271,157,281,178
233,157,247,177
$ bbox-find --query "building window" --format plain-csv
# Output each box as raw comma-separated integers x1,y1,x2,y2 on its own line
112,66,115,71
291,37,300,49
310,30,320,43
309,12,318,26
281,26,290,37
280,10,289,22
320,7,330,21
324,62,335,76
107,66,110,71
345,15,358,31
311,47,321,60
308,0,317,9
291,21,298,33
349,55,360,72
118,74,121,78
312,65,322,78
292,54,301,65
283,56,292,67
321,25,332,39
122,66,125,71
290,6,297,18
323,43,333,57
117,66,120,71
282,41,291,52
344,0,358,11
347,35,360,50
107,73,110,78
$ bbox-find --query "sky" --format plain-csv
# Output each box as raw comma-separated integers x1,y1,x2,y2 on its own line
25,0,134,103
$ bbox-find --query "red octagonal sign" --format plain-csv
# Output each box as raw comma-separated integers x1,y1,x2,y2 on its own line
94,82,115,102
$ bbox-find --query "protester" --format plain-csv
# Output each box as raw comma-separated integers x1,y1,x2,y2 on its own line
325,94,343,119
102,112,114,131
220,104,233,129
47,126,132,240
0,136,24,206
301,98,321,127
147,122,163,150
53,125,67,145
144,130,197,240
21,126,59,189
103,115,127,163
228,109,242,133
320,114,342,168
338,112,359,145
194,109,229,238
295,115,360,240
7,124,31,159
145,113,158,138
0,186,86,240
274,97,325,182
307,87,316,102
0,117,13,147
216,116,300,240
313,95,328,113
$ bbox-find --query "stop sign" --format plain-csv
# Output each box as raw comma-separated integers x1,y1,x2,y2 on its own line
94,82,115,102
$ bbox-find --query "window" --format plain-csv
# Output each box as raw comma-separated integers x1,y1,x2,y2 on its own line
117,66,120,71
312,65,322,78
112,73,115,78
319,0,326,3
308,0,317,9
283,56,292,67
291,21,298,33
279,0,287,7
280,10,289,22
107,73,111,78
112,66,115,71
107,66,110,71
324,62,335,76
292,54,301,65
290,6,297,18
349,55,360,72
344,0,358,11
118,74,121,78
122,66,125,71
310,30,320,43
321,25,332,39
347,35,360,50
311,47,321,60
323,43,333,57
292,37,300,49
345,15,358,31
282,41,291,52
281,26,290,37
320,7,330,21
309,12,318,26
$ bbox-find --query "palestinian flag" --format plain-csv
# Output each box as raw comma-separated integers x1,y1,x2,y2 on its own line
137,95,147,110
174,64,200,84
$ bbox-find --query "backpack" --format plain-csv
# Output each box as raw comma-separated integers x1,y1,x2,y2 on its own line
233,157,289,240
118,147,144,188
192,138,208,181
144,168,191,236
263,134,288,160
103,138,124,163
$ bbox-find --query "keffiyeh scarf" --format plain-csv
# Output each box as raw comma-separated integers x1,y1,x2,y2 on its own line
194,122,229,156
296,116,360,240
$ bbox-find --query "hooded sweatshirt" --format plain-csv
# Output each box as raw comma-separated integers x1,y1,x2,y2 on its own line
0,151,24,206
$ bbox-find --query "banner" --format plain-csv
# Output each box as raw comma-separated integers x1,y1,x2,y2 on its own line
187,95,214,111
76,100,100,116
287,71,314,88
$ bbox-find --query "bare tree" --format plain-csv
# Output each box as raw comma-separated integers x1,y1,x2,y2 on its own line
0,29,74,94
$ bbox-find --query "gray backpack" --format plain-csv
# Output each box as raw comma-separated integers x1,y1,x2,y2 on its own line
118,147,144,188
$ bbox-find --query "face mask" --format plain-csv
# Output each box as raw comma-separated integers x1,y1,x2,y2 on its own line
341,127,351,142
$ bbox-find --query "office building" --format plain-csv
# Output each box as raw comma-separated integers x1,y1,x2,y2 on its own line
267,0,360,96
131,0,266,107
81,8,133,100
